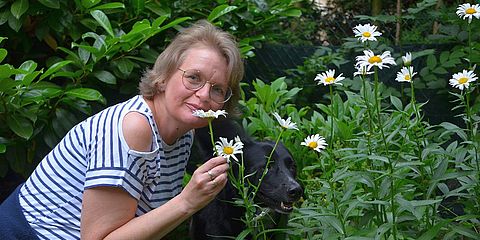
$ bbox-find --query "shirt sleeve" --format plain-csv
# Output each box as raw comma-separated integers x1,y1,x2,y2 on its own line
83,109,159,200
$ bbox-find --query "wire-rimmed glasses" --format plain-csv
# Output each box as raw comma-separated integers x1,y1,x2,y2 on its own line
178,68,232,104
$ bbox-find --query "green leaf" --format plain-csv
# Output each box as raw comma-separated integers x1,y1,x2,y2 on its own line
82,0,101,9
152,15,167,28
0,10,9,25
82,32,106,50
115,58,134,75
439,51,449,64
235,228,251,240
8,12,22,32
16,60,37,82
71,43,101,57
130,0,144,16
57,47,82,65
10,0,29,19
91,2,124,10
0,144,5,153
0,48,7,63
426,54,437,70
208,5,238,22
93,70,116,84
145,2,170,17
0,78,21,94
439,122,468,141
90,10,114,37
6,115,33,139
65,88,105,104
38,0,60,9
39,60,73,80
433,67,448,74
417,220,449,240
0,64,20,79
158,17,191,32
21,71,42,86
452,225,480,239
280,8,302,17
390,95,403,111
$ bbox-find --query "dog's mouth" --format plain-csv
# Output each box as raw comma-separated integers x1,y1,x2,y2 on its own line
280,201,294,213
257,192,296,214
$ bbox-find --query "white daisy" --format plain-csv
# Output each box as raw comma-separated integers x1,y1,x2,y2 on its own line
402,52,412,66
215,137,244,163
192,109,227,119
456,3,480,23
355,50,396,71
272,112,298,130
395,66,417,82
353,23,382,42
314,69,345,86
449,69,478,90
301,134,327,152
353,65,374,76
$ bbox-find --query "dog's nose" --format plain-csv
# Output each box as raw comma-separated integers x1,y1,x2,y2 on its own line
287,185,303,200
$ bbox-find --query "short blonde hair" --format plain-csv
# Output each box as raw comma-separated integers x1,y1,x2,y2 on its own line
139,20,244,114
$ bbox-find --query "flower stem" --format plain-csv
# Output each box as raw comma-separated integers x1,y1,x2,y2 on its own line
252,129,284,200
329,85,335,146
361,75,374,155
373,67,390,154
208,119,218,156
373,67,397,240
468,22,472,70
465,90,479,172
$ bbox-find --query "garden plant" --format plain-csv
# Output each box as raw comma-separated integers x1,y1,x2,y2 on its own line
1,0,479,239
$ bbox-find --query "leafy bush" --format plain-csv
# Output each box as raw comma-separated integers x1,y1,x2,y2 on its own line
0,0,304,178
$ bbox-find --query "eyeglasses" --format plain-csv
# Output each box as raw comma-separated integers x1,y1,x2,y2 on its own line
178,68,232,104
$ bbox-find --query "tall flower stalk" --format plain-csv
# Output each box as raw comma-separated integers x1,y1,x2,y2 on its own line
356,49,398,239
396,59,427,163
314,69,345,145
352,24,384,227
449,70,479,171
355,65,375,155
314,69,347,236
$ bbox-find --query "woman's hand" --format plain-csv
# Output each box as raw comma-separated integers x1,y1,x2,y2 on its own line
179,156,229,212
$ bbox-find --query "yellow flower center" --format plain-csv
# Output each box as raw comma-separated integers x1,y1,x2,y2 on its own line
458,77,468,84
368,56,382,64
362,32,371,37
466,8,477,14
223,146,234,154
325,76,335,83
308,142,318,149
404,75,411,81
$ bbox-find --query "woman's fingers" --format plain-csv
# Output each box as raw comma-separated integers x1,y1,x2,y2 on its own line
204,161,229,181
179,156,230,211
197,156,227,173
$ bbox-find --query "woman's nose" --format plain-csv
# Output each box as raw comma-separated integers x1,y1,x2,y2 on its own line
195,82,211,101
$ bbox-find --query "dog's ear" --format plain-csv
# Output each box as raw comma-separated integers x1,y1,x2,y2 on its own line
259,141,274,152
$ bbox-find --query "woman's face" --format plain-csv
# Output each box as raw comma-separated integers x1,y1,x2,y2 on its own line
162,46,229,129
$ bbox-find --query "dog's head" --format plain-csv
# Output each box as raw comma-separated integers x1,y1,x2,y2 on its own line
242,140,303,214
194,118,303,214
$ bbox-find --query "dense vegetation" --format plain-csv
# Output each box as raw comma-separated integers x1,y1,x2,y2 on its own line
1,0,479,239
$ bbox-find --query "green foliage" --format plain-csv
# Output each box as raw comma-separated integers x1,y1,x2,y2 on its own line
0,0,306,178
239,72,479,239
0,45,105,177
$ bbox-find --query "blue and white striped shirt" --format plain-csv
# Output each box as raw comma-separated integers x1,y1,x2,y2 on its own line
19,95,193,239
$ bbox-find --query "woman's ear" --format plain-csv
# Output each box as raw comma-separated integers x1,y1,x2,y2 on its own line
156,80,166,92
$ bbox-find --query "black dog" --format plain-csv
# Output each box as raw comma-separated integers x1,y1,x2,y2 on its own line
190,118,303,240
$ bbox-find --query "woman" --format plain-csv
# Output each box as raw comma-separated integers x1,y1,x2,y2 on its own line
0,20,244,239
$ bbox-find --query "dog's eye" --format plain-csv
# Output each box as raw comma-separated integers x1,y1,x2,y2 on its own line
287,160,296,171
